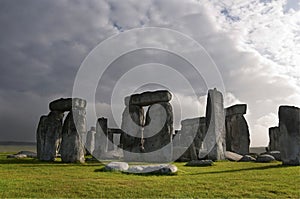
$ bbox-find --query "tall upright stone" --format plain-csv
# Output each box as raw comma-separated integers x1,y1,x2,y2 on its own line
268,127,280,151
279,106,300,165
143,102,173,162
120,104,144,156
200,88,226,160
85,127,96,155
60,108,86,163
36,111,64,161
93,117,109,159
225,104,250,155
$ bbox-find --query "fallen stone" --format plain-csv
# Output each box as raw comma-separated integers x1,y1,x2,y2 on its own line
126,164,177,174
256,154,275,163
238,155,256,162
262,151,281,161
49,98,87,112
16,151,37,158
105,162,129,172
129,90,172,106
185,160,214,167
225,151,243,161
7,154,27,159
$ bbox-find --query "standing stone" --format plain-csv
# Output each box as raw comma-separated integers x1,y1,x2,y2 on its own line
120,102,144,162
36,111,64,161
174,117,207,161
85,127,96,155
268,127,280,151
200,88,226,160
93,117,108,159
225,104,250,155
60,108,86,163
142,102,173,162
279,106,300,166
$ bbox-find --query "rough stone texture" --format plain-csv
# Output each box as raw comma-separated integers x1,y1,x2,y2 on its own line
93,118,109,159
225,104,246,116
265,151,281,161
225,151,243,161
129,90,172,106
126,164,177,174
120,105,144,157
268,127,280,151
185,160,214,167
256,154,275,163
85,127,96,155
142,102,173,162
105,162,129,172
180,117,207,157
225,104,250,155
49,98,86,112
279,106,300,166
200,88,226,160
60,109,86,163
238,155,256,162
7,154,27,159
36,111,64,161
16,151,37,158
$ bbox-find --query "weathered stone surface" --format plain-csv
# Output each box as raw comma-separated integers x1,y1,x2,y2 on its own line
36,111,64,161
129,90,172,106
179,117,207,158
225,104,250,155
49,98,86,112
256,154,275,163
85,127,96,155
60,109,85,163
268,127,280,151
278,106,300,166
7,154,27,159
120,105,144,156
185,160,214,167
16,151,37,158
199,88,226,160
142,102,173,162
266,151,281,161
225,151,243,161
93,118,109,158
126,164,177,174
238,155,256,162
225,104,247,116
105,162,129,172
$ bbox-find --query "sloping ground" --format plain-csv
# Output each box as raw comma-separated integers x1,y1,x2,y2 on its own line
0,153,299,198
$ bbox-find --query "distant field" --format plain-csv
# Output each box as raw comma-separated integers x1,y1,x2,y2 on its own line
0,142,36,153
0,153,299,198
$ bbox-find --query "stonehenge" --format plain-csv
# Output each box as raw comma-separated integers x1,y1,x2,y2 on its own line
35,90,299,167
36,98,87,163
225,104,250,155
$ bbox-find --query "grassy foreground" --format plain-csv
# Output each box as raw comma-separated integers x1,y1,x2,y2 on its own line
0,153,299,198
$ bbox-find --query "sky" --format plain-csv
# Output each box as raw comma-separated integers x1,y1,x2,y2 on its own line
0,0,299,147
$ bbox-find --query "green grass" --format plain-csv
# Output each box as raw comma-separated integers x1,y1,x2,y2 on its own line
0,153,299,198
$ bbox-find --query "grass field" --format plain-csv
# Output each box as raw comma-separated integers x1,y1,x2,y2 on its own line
0,153,299,198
